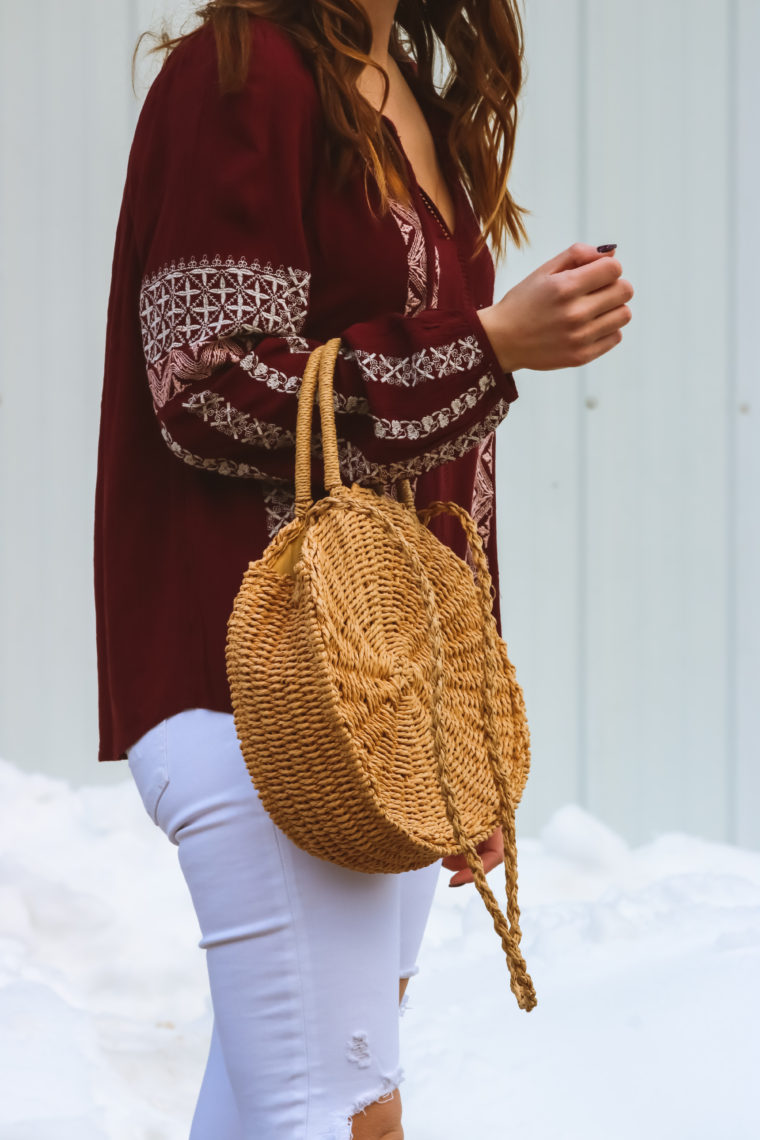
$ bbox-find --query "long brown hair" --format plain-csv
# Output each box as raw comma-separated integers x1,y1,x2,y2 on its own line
132,1,530,265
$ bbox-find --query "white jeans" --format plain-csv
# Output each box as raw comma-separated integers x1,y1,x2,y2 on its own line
126,707,442,1140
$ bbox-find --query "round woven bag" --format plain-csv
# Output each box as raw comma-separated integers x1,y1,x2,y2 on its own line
226,338,536,1011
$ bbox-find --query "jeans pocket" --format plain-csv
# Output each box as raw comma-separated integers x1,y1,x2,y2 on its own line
126,719,171,827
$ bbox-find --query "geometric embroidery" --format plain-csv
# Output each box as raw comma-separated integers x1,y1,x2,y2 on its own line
226,332,480,408
140,254,310,362
374,372,496,439
343,335,482,387
159,393,510,487
237,349,370,415
181,390,295,449
195,368,495,450
145,248,509,491
323,395,511,486
145,338,248,410
159,424,289,482
139,254,310,407
237,349,302,396
388,197,428,316
465,431,496,574
239,336,482,398
430,245,441,309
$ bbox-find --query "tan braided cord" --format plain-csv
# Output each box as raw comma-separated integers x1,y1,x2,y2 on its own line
226,337,537,1011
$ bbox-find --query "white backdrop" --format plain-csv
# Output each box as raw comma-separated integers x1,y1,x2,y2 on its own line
0,0,757,849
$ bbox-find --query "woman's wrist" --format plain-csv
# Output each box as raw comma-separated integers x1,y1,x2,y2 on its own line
474,304,521,374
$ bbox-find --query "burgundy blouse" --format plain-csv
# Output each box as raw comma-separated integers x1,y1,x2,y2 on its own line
94,15,519,762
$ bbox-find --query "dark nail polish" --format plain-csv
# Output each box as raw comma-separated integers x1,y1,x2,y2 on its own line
596,243,617,252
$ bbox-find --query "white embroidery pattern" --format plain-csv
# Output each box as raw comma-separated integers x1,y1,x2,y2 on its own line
263,484,297,537
238,351,302,396
139,255,310,407
146,340,248,410
182,367,491,455
465,432,496,574
146,249,509,485
388,198,428,315
161,399,510,487
343,335,482,387
239,331,481,411
430,246,441,309
319,397,512,485
237,348,370,416
181,390,295,449
160,425,290,482
374,373,496,440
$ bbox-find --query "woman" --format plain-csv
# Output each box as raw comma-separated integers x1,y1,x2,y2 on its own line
94,1,633,1137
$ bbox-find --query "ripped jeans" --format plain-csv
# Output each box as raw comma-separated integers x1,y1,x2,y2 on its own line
126,708,442,1140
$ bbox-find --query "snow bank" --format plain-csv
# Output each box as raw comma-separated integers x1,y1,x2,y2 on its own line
1,760,758,1139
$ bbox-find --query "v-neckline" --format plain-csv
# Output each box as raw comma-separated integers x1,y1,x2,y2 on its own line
379,62,459,241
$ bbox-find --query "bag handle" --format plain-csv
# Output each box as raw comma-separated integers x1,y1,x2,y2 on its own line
294,339,415,518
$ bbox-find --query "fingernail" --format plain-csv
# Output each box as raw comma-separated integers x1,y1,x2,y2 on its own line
596,243,617,252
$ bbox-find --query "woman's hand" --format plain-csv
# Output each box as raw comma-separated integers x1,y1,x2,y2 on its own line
442,825,505,887
476,242,634,373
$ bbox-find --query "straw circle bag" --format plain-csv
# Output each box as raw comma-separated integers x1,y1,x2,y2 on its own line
226,337,537,1011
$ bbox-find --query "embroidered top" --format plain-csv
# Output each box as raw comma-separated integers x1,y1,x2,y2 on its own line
94,14,519,762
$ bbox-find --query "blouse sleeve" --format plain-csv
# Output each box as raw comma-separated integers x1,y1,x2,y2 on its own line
132,20,518,487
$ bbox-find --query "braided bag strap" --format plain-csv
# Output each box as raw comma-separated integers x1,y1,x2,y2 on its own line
418,499,536,1010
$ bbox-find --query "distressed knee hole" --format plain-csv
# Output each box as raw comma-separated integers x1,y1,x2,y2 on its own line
346,1030,372,1069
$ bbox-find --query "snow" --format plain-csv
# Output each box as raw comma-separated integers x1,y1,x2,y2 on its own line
1,757,758,1139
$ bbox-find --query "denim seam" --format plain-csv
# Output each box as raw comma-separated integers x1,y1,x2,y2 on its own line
271,822,312,1139
152,719,171,826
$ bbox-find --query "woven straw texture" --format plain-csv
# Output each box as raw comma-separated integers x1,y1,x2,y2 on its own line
226,338,537,1011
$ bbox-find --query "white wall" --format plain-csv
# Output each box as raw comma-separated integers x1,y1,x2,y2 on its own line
499,0,760,849
1,1,757,849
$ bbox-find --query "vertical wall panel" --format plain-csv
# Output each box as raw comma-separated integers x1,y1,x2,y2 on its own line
494,1,585,837
734,0,760,848
0,1,135,782
582,0,731,843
